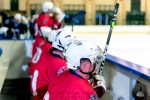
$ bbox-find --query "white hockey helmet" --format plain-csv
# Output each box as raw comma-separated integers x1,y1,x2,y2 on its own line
40,26,52,38
42,1,54,13
52,7,61,14
14,13,21,22
52,29,76,51
64,40,105,70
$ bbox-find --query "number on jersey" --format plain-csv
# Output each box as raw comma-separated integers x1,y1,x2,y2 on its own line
32,47,42,64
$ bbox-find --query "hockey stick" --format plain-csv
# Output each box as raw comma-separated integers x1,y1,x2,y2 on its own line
96,3,119,76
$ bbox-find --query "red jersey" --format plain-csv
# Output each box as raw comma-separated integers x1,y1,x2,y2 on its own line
31,42,52,64
43,70,98,100
31,51,68,100
28,37,44,75
34,13,54,37
32,36,45,57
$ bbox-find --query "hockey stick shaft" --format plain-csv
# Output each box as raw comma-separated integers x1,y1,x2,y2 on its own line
96,3,119,75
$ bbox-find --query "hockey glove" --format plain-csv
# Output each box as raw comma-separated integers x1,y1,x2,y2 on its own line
92,74,106,98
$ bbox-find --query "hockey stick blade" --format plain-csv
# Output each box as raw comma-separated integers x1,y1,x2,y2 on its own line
96,3,119,75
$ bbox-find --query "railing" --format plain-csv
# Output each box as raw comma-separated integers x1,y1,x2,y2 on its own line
100,54,150,100
0,27,150,99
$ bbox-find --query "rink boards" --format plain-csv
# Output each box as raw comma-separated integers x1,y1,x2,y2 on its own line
0,25,150,99
0,34,150,78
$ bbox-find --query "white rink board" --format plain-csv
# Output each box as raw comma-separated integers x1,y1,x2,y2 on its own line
75,33,150,69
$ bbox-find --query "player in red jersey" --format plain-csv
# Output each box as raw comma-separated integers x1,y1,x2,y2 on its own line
34,1,54,38
31,29,76,100
29,1,54,76
43,40,106,100
28,27,53,76
51,7,65,30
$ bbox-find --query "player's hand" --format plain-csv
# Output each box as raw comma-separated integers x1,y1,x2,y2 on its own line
92,74,106,98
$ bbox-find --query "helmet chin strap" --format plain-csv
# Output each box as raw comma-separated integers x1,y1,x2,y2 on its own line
79,70,93,80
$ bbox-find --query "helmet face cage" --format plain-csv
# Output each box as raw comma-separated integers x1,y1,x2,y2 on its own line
83,45,105,66
90,47,105,72
85,53,104,74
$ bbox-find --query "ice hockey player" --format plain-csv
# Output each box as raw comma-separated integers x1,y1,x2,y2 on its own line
28,26,53,76
4,13,27,39
31,29,76,100
34,1,54,39
43,40,106,100
51,7,63,30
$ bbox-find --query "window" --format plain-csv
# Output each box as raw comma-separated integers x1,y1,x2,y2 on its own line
30,4,42,16
95,11,113,25
64,10,85,25
126,12,145,25
131,0,140,12
126,0,145,25
11,0,18,11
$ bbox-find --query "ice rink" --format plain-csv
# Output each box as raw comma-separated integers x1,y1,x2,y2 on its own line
75,33,150,69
